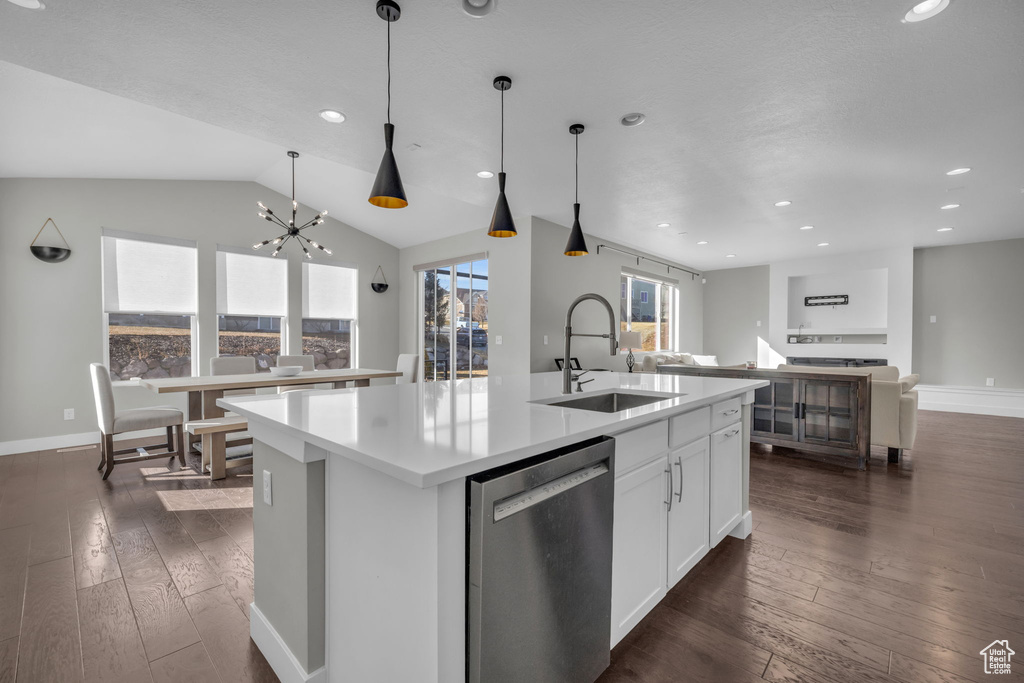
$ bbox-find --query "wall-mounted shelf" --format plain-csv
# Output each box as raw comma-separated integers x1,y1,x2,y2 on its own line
785,328,888,336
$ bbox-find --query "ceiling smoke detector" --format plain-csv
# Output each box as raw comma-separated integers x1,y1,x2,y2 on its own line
620,113,646,127
462,0,495,18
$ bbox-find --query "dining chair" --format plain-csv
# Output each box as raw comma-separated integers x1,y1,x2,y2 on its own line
397,354,420,384
89,363,184,480
276,354,316,394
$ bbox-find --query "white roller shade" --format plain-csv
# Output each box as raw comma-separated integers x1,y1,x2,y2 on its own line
216,249,288,316
303,262,357,319
102,234,198,314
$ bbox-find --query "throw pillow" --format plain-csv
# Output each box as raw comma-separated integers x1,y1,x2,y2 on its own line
691,354,719,367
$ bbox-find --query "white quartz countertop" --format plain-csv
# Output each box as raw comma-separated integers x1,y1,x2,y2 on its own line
219,372,768,488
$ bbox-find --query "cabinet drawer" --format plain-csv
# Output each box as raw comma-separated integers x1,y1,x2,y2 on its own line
613,420,669,475
669,407,711,448
711,397,742,431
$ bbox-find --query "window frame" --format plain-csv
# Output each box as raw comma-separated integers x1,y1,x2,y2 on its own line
415,253,489,382
101,231,199,381
301,260,360,369
620,273,677,353
216,246,289,370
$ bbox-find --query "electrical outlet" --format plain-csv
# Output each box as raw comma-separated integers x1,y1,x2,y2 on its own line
495,335,503,345
263,470,273,506
543,335,549,345
756,320,762,327
930,315,937,323
813,335,821,343
986,378,995,387
63,408,75,420
834,336,842,343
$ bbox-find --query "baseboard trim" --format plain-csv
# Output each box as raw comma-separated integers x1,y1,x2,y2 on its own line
728,511,754,540
917,384,1024,418
250,603,325,683
0,431,100,457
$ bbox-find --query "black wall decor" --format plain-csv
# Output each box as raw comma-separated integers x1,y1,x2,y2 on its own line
371,265,389,293
805,294,848,307
29,217,71,263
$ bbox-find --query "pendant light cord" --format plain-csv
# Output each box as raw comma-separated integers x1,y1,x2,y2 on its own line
386,17,392,124
500,87,505,173
575,133,579,203
291,154,296,202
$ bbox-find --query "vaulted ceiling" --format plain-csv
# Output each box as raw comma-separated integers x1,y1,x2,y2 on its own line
1,0,1022,268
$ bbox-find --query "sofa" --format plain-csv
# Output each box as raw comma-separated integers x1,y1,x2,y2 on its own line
777,364,919,461
640,352,720,373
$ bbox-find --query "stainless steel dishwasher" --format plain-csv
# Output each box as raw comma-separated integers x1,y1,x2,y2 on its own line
467,436,614,683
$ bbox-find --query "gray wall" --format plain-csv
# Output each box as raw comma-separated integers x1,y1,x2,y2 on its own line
397,216,532,376
702,265,770,367
913,238,1024,389
0,178,399,447
529,217,703,372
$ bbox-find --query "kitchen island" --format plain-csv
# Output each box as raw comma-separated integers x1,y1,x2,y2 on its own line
219,371,767,683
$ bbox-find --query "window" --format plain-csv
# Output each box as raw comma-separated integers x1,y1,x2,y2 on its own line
216,247,287,371
417,255,488,381
620,272,676,352
302,262,357,369
102,231,198,381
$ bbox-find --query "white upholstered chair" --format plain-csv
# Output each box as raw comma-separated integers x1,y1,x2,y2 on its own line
276,354,316,393
397,354,420,384
89,363,184,480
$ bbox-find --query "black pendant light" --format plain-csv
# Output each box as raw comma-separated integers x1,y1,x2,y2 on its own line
564,123,589,256
253,151,333,259
368,0,408,209
487,75,517,238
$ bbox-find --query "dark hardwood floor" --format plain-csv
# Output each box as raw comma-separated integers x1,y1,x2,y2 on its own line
1,409,1021,682
600,410,1024,683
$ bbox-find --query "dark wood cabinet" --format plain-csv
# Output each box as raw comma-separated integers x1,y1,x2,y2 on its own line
658,366,871,468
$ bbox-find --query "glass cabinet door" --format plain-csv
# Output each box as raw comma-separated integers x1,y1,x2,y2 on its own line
800,380,857,447
752,378,798,441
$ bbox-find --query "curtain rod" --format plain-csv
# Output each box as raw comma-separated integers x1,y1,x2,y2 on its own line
595,244,701,279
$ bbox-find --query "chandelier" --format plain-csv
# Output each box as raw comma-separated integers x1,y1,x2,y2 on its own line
253,151,333,259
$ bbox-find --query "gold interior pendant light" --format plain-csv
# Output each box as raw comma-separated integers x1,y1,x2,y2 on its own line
368,0,408,209
564,123,589,256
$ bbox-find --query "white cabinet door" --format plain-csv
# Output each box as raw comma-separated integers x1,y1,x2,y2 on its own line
611,455,668,646
710,422,743,547
667,437,710,586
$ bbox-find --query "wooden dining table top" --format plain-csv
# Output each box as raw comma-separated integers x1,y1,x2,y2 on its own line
139,367,403,393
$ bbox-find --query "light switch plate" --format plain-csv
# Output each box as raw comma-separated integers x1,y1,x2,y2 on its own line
63,408,74,420
263,470,272,506
930,315,937,323
986,378,995,387
495,335,503,345
543,335,548,345
756,320,762,327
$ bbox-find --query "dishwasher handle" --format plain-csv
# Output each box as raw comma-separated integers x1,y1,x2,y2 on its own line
493,462,610,522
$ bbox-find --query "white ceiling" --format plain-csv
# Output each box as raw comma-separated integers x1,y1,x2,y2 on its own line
1,0,1022,269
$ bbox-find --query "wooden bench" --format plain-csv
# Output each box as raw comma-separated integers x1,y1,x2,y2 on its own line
186,416,252,480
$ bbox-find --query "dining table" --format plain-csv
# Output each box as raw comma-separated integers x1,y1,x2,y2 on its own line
139,367,404,452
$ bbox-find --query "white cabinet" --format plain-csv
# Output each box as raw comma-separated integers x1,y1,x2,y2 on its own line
667,437,710,586
611,455,668,646
710,421,743,547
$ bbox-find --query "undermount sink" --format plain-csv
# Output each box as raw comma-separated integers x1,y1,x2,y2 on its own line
534,390,684,414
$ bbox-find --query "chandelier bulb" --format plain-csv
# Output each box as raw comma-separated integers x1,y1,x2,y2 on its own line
321,210,329,217
324,248,333,255
273,237,282,244
258,201,268,211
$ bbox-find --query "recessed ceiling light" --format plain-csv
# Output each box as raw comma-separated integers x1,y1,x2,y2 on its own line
800,225,814,231
476,171,494,179
937,227,955,232
817,242,830,247
656,222,670,228
946,167,971,175
6,0,45,8
774,200,792,207
620,113,646,127
697,241,709,245
904,0,949,22
725,254,736,258
318,109,346,123
940,203,960,210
